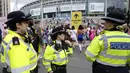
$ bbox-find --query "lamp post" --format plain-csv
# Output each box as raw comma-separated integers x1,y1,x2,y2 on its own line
71,0,73,22
127,0,130,26
55,0,59,25
85,0,88,16
41,0,44,28
13,0,18,11
105,0,108,17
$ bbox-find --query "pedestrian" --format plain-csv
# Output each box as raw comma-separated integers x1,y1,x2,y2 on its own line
89,27,96,41
43,26,73,73
0,28,2,44
1,11,37,73
77,25,84,53
85,12,130,73
86,26,91,40
77,25,84,42
70,26,77,42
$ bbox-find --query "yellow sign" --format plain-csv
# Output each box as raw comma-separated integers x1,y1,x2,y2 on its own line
71,11,82,29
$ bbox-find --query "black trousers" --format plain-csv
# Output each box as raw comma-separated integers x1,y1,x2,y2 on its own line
92,61,129,73
51,64,67,73
2,67,11,73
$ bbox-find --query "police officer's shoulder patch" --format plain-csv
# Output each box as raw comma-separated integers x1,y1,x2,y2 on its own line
12,37,20,45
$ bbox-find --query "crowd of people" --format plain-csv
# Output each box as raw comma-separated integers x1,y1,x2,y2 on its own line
1,10,130,73
40,18,130,53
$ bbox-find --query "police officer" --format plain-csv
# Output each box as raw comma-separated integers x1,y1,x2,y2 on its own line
85,12,130,73
26,13,42,73
1,11,37,73
26,13,43,55
43,26,73,73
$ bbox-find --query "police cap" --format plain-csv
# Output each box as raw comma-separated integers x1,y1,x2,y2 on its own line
5,11,29,24
25,13,33,20
51,26,66,40
102,12,126,25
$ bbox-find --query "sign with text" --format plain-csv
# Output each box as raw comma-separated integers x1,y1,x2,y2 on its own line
89,3,105,12
30,8,40,16
71,12,82,29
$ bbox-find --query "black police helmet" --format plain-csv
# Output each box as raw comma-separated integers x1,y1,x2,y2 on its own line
25,13,33,20
102,12,126,25
5,11,28,24
51,26,66,40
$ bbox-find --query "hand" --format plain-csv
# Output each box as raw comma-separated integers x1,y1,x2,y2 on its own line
65,40,72,46
68,54,72,59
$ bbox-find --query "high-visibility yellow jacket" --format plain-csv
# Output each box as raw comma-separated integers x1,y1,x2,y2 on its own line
1,30,37,73
85,31,130,67
43,43,73,72
27,27,42,56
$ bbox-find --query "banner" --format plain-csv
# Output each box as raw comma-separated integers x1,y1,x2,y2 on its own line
30,8,40,16
89,3,105,12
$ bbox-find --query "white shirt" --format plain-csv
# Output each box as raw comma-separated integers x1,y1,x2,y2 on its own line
70,30,77,42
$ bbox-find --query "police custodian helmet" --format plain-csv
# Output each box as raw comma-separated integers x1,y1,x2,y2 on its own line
5,11,29,24
102,12,126,25
51,26,66,40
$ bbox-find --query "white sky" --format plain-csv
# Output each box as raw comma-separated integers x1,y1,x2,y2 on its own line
10,0,37,11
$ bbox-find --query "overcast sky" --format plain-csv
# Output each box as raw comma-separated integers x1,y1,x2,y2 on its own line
10,0,37,11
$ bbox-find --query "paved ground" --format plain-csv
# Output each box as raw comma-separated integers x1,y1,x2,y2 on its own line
0,57,3,73
0,41,92,73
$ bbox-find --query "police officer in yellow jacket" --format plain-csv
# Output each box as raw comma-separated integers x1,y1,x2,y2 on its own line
26,13,42,73
85,12,130,73
1,11,37,73
26,13,42,53
43,26,73,73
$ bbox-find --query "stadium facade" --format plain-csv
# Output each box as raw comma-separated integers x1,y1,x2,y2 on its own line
20,0,126,19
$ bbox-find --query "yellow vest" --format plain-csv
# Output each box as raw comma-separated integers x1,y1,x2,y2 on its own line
26,27,42,56
1,30,37,73
43,43,73,72
85,31,130,67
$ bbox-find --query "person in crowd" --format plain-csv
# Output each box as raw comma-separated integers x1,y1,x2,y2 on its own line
89,27,96,41
70,26,77,42
77,25,84,53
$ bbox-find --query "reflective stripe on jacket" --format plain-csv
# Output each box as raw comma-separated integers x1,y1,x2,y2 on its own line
85,31,130,67
2,30,38,73
43,44,73,72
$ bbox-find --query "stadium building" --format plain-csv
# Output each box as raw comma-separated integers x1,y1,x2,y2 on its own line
20,0,126,19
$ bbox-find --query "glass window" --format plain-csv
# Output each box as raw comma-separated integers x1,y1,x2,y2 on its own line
67,0,71,2
107,0,126,13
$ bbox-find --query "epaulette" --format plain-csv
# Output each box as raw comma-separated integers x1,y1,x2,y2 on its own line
12,37,20,45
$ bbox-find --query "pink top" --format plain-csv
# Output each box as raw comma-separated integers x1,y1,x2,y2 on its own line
90,30,96,41
128,31,130,35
